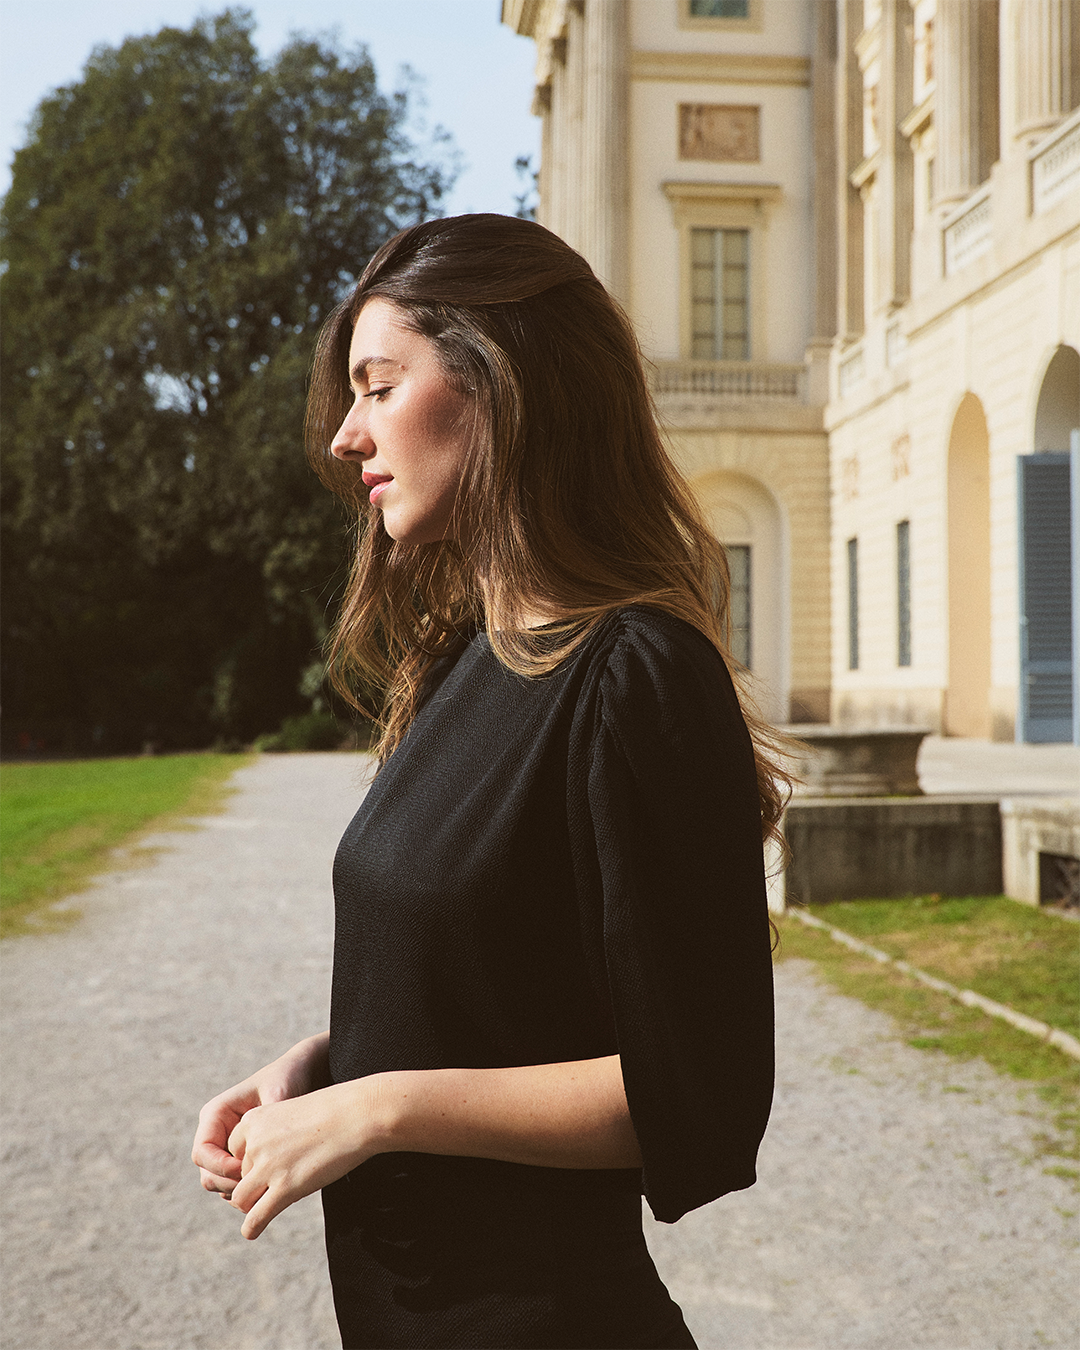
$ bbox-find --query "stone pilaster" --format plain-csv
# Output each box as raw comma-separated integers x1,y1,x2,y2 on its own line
935,0,1000,204
810,0,838,346
581,0,629,301
878,0,913,304
1014,0,1080,141
836,0,865,338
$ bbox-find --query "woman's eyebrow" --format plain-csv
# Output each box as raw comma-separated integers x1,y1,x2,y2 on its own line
350,355,394,383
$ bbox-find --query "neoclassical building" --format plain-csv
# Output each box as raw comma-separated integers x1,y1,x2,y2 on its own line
503,0,1080,743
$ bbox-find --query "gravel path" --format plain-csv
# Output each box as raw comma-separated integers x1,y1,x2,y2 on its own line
2,753,1077,1350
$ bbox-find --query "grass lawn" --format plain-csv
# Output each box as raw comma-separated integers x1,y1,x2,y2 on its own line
0,754,248,936
801,894,1078,1035
777,902,1080,1187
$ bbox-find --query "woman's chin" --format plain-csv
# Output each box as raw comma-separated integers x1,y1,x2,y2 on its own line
380,514,453,547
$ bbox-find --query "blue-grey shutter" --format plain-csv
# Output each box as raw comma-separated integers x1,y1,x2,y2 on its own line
1018,451,1075,743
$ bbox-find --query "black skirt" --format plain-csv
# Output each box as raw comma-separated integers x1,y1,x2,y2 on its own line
322,1153,697,1350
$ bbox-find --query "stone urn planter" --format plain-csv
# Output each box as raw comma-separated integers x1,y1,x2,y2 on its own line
784,725,932,797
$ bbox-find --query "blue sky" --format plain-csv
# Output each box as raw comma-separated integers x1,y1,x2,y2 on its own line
0,0,541,214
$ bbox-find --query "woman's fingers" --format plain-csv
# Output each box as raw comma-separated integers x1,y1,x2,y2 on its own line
192,1097,246,1178
192,1139,242,1180
235,1181,278,1240
199,1166,236,1195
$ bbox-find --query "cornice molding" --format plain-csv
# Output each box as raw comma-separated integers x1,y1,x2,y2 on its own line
501,0,544,37
630,51,811,87
662,180,783,205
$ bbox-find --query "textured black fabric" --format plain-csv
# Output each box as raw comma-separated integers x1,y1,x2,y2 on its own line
323,606,774,1347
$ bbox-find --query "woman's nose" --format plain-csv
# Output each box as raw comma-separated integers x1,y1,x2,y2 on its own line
330,404,372,461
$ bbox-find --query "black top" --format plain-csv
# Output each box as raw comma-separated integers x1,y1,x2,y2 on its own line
327,605,774,1226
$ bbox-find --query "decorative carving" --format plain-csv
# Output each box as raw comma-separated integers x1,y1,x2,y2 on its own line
891,434,911,480
679,104,760,162
841,455,860,502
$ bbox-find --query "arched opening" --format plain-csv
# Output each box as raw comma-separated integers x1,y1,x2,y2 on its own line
1019,344,1079,743
693,472,787,723
946,393,992,738
1033,345,1079,452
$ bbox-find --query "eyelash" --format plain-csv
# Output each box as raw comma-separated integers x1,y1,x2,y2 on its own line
364,387,392,401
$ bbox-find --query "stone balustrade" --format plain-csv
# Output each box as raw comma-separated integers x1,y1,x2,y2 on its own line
942,184,992,276
649,359,805,401
1030,107,1080,216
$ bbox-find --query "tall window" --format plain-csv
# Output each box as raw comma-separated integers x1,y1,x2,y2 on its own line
691,228,749,359
727,544,751,667
897,520,912,667
690,0,749,15
847,537,859,670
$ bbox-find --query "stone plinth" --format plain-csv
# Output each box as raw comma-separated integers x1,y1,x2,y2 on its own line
1000,797,1080,906
783,797,1004,906
786,725,932,797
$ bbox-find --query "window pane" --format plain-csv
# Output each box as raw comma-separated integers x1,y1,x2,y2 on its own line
897,519,911,667
847,537,859,670
692,299,716,334
690,0,750,17
723,229,748,264
691,228,714,264
691,266,715,301
727,544,751,667
722,266,745,300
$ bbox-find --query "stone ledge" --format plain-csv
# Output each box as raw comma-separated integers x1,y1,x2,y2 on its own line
781,797,1003,906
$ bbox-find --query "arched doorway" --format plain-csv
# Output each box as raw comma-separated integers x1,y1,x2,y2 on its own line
693,472,787,723
946,394,992,738
1019,344,1079,743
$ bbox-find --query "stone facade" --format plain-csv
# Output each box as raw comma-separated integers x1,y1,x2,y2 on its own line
829,0,1080,743
503,0,1080,742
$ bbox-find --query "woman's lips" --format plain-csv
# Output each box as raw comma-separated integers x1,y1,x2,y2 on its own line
362,472,393,505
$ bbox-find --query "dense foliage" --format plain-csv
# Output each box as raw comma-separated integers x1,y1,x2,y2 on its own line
1,9,454,752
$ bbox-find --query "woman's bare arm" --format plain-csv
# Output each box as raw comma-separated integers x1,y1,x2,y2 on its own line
212,1055,641,1240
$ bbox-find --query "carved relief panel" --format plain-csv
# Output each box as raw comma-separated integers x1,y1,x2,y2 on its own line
678,104,761,162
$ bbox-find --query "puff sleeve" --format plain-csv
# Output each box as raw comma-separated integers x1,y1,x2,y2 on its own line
568,611,775,1223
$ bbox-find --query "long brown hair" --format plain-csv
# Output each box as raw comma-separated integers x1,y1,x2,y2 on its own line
305,213,792,847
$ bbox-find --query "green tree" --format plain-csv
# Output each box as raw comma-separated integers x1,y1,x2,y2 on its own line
1,8,455,752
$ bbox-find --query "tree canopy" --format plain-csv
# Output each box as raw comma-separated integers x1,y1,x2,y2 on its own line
1,8,455,753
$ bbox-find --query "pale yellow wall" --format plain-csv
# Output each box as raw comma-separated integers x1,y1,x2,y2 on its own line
630,0,810,56
664,419,831,723
628,78,815,362
828,225,1080,738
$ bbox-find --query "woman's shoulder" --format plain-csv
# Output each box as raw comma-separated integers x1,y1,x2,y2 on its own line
589,605,726,682
580,605,737,725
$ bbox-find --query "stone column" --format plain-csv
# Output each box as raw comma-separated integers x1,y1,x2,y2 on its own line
835,0,865,338
560,3,586,253
1014,0,1080,141
879,0,913,303
581,0,629,301
935,0,1000,204
809,0,838,345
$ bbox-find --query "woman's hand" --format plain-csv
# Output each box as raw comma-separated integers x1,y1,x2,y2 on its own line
192,1033,330,1199
224,1080,378,1240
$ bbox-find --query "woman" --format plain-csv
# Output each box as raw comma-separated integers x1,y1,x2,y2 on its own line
193,213,787,1350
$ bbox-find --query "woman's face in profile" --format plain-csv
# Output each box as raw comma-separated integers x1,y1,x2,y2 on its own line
331,297,473,545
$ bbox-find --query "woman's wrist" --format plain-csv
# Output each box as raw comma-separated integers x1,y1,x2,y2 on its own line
275,1032,331,1094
